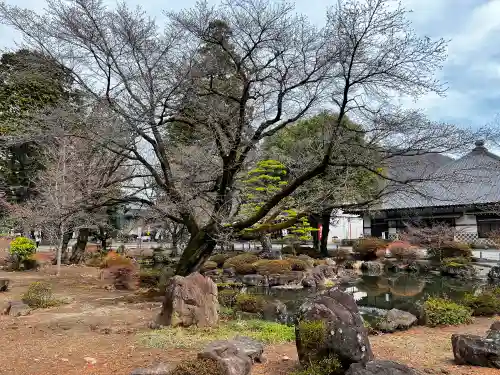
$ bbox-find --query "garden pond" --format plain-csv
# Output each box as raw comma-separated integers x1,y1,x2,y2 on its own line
244,271,491,321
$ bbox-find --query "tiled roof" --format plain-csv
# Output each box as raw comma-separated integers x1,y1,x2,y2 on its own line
377,141,500,210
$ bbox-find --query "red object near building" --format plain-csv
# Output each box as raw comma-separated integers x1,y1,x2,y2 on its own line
318,224,323,240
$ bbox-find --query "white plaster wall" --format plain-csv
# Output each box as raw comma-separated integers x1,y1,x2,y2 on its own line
455,214,478,233
328,215,363,240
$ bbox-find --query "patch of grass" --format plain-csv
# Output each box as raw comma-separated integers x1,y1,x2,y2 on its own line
138,319,295,349
291,356,342,375
423,297,473,327
442,257,470,268
323,279,335,288
253,259,292,275
218,289,239,307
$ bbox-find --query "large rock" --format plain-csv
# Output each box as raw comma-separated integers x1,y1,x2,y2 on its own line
157,272,218,328
452,333,500,368
360,261,384,275
232,336,265,364
302,265,335,288
130,363,174,375
3,301,31,317
346,360,421,374
295,288,373,371
267,271,304,287
198,340,252,375
262,300,288,324
376,309,417,333
241,274,268,287
488,266,500,282
440,264,477,279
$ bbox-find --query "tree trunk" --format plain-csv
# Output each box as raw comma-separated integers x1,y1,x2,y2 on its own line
320,210,331,258
98,226,108,252
171,230,180,257
69,227,89,264
309,214,320,251
60,230,72,264
175,228,217,276
259,234,272,252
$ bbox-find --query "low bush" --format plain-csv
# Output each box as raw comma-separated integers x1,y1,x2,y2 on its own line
200,261,218,272
253,259,292,275
139,268,161,287
282,246,321,258
297,254,315,267
287,258,310,271
101,251,135,268
22,281,65,308
430,241,472,260
9,236,36,269
353,238,387,261
85,253,103,267
108,265,138,290
235,293,265,313
223,253,259,274
463,289,500,316
442,257,470,268
423,297,473,327
218,289,239,307
171,358,225,375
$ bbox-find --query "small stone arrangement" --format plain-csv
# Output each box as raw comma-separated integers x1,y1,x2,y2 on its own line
131,336,264,375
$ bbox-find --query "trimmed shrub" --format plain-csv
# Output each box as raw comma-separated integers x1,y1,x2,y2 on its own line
287,258,310,271
9,236,36,269
109,265,138,290
282,246,321,258
297,254,315,267
442,257,470,268
353,238,387,261
22,281,63,308
85,253,103,267
430,241,472,260
254,259,293,275
139,268,161,287
387,241,419,261
171,358,225,375
423,297,473,327
101,251,135,268
218,289,239,307
463,289,500,316
209,253,235,267
329,248,351,263
200,261,218,272
223,253,259,275
235,293,265,314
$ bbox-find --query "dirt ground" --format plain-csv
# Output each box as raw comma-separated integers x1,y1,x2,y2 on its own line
0,265,498,375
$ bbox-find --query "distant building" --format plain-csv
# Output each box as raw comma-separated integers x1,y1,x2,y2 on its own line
328,212,363,240
351,140,500,244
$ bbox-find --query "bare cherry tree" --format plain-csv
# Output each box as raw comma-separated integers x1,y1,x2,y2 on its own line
0,0,486,275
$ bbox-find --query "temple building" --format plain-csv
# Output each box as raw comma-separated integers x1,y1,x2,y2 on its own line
355,140,500,244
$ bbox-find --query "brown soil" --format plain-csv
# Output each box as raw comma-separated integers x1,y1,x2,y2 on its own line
0,265,498,375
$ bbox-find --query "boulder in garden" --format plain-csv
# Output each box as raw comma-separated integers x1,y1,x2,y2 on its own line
376,309,417,333
198,339,252,375
488,265,500,282
295,288,373,371
452,333,500,368
157,272,218,328
3,301,31,317
346,360,422,374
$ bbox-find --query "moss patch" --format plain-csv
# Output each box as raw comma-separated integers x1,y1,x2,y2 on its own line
298,320,326,350
291,355,342,375
138,319,295,349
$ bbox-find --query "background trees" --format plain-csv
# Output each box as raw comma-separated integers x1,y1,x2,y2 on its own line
0,0,487,275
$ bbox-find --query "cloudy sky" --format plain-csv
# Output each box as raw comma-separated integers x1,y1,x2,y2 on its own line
1,0,499,129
